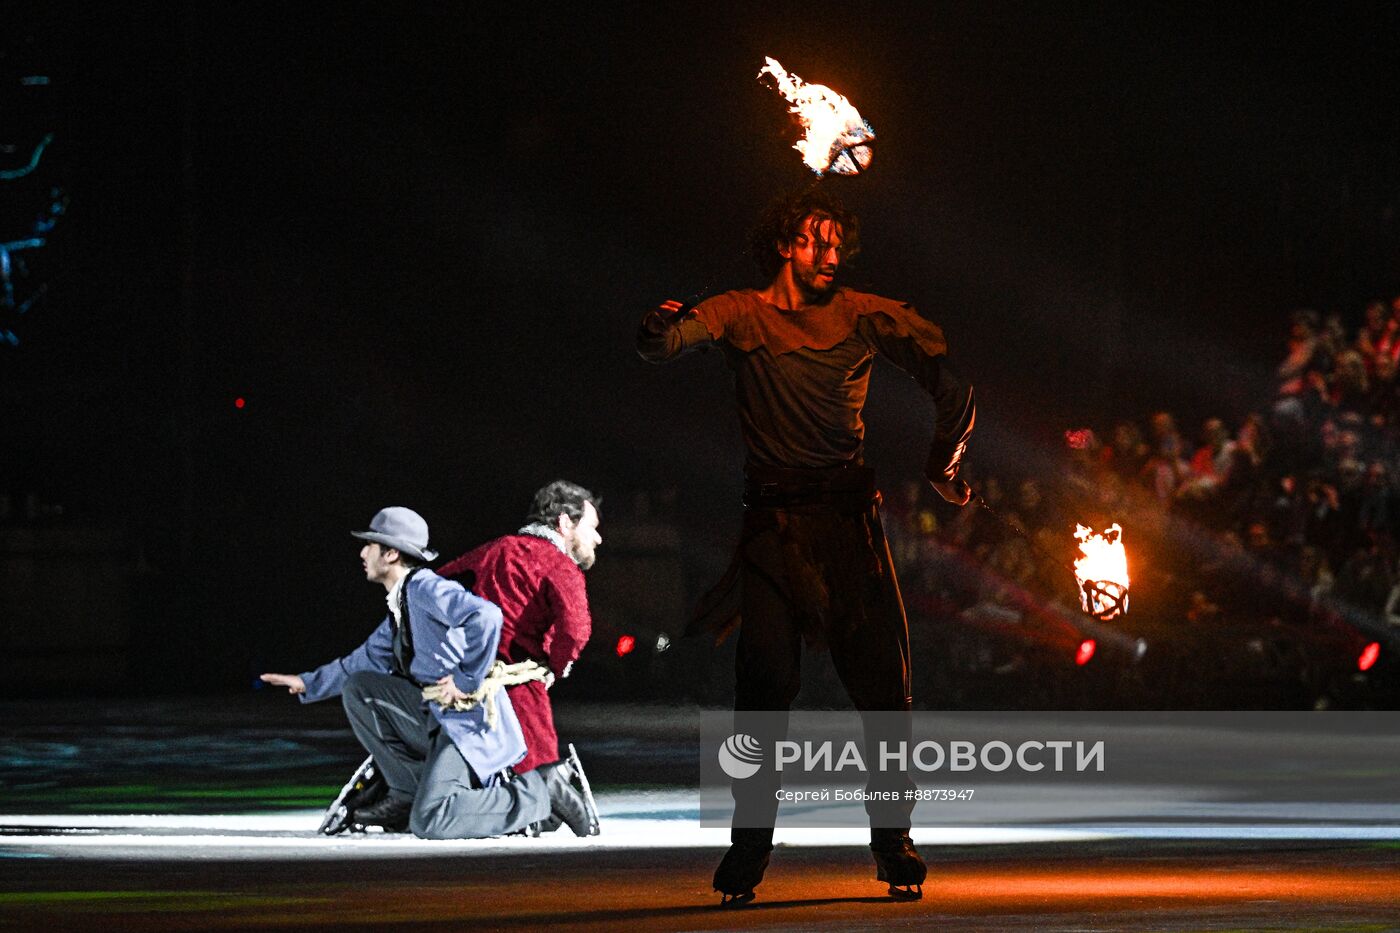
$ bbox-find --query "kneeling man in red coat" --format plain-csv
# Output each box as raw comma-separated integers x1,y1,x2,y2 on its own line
437,480,600,775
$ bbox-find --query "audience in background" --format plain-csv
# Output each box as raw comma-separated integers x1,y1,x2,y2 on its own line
882,293,1400,655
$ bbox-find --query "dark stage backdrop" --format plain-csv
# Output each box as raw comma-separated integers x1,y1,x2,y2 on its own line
2,2,1398,695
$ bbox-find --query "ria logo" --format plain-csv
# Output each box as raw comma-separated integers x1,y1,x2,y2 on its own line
717,733,763,780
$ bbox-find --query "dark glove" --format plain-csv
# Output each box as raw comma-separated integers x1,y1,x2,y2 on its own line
930,477,972,506
640,309,671,336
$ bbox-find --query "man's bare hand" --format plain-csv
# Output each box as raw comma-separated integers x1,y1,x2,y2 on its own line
931,478,973,506
434,674,469,705
260,673,306,695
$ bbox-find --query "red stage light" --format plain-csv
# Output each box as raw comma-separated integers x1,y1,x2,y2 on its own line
616,635,636,657
234,397,246,409
1358,641,1380,672
1075,639,1096,666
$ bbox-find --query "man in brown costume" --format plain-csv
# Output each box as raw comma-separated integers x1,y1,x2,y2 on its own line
636,188,976,903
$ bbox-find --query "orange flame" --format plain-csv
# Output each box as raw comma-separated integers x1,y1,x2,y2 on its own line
1074,524,1130,619
758,57,874,175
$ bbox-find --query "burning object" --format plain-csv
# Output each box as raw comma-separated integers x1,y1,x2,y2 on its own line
758,57,874,175
1074,524,1130,620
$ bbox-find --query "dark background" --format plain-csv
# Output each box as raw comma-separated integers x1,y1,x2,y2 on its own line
3,2,1399,695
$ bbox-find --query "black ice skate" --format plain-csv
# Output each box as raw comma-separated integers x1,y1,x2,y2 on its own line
870,830,926,900
565,743,601,836
350,794,413,832
541,758,597,837
318,755,386,836
712,830,774,907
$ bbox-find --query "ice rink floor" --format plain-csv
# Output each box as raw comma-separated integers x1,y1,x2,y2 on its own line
2,696,1398,930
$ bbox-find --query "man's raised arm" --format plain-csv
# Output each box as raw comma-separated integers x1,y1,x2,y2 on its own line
636,299,715,362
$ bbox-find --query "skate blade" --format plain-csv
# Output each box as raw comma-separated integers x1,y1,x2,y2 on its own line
887,883,923,901
718,891,756,907
319,755,376,835
566,742,601,836
318,805,350,836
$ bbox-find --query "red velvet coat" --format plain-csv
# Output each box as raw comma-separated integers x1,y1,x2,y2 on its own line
436,534,591,773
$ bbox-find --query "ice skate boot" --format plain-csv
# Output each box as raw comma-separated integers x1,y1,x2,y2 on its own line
565,743,601,836
870,829,926,900
540,759,598,837
318,756,386,836
712,828,773,906
351,794,412,832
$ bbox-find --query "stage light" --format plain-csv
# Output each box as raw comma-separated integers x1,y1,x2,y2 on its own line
1075,639,1096,666
616,635,636,657
1358,642,1380,672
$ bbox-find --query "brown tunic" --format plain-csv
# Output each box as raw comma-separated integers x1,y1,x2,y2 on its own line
637,288,973,479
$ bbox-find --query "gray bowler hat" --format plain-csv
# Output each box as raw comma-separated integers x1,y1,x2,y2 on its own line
351,507,439,562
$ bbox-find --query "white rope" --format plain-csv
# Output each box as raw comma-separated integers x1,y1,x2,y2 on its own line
421,660,550,730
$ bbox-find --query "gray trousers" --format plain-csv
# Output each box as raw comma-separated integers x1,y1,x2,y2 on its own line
341,670,551,839
342,671,435,800
410,733,551,839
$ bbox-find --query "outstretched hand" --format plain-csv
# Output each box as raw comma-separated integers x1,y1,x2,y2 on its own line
930,478,973,507
260,672,306,695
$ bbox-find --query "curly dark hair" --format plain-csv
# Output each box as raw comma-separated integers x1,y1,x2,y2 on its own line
748,187,862,280
525,480,600,528
395,552,426,571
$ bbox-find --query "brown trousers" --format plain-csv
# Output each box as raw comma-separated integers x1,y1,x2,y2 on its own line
727,489,918,835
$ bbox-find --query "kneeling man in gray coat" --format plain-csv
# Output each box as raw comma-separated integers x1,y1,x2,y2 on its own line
261,506,592,838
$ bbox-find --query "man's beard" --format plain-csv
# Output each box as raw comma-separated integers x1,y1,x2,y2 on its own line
571,546,596,571
797,267,837,302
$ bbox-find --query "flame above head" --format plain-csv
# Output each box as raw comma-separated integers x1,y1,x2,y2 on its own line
758,57,875,176
1073,523,1131,620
